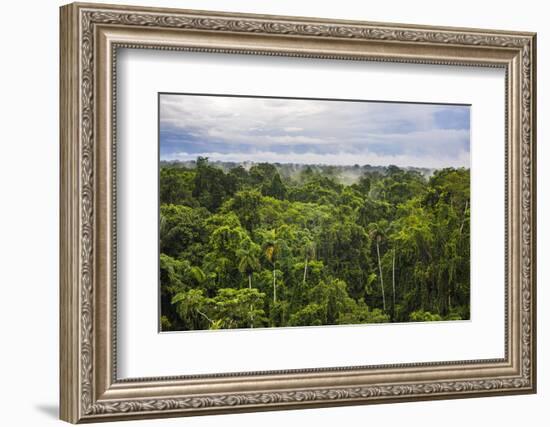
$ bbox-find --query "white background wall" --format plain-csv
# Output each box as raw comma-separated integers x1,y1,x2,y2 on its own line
0,0,545,425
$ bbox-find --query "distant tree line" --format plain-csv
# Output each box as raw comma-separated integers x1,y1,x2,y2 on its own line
160,157,470,331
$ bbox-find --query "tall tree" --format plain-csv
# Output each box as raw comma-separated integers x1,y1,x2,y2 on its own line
261,230,285,304
301,234,316,286
392,248,396,318
192,157,237,211
368,221,389,311
237,243,261,289
263,239,278,303
261,172,288,200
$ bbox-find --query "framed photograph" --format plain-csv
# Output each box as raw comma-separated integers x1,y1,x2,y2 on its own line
60,2,537,423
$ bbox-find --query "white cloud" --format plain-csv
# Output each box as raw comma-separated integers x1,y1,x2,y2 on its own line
164,150,470,169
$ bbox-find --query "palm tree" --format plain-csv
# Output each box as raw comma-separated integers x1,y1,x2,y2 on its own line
262,231,280,303
237,247,260,289
237,243,261,328
264,242,277,303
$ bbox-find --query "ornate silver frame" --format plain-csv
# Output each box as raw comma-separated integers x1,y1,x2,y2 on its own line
60,2,537,423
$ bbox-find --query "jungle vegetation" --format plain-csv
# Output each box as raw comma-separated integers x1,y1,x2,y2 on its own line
159,157,470,331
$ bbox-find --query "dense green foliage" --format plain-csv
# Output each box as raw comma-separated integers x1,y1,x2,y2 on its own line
160,158,470,331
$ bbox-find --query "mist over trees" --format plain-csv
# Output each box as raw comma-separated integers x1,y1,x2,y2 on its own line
160,157,470,331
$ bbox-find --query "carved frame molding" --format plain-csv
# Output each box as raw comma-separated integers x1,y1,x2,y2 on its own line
60,2,536,423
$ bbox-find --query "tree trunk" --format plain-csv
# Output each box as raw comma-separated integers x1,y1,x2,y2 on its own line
392,248,396,317
273,268,277,303
447,265,453,314
248,273,254,327
196,308,214,327
303,256,308,285
376,241,386,311
448,283,452,312
459,200,469,235
250,302,254,329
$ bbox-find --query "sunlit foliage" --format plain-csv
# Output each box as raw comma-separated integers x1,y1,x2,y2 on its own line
160,158,470,330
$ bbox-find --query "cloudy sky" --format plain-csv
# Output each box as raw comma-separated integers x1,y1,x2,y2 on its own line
159,93,470,169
